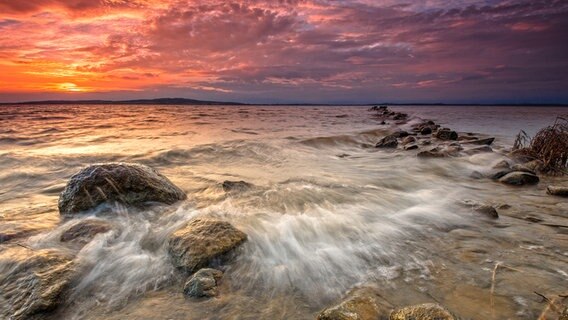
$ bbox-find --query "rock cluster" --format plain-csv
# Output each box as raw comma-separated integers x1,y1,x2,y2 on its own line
183,268,224,298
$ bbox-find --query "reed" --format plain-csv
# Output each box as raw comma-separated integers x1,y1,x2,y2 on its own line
513,117,568,175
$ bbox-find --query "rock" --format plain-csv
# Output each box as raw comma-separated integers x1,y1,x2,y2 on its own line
523,159,544,172
222,180,253,193
393,113,407,120
168,218,247,274
499,171,539,186
470,171,484,179
492,160,510,169
0,247,75,320
463,145,492,155
547,186,568,197
420,127,432,135
465,137,495,145
317,288,390,320
183,268,223,298
376,135,398,148
390,303,456,320
404,144,419,151
461,200,499,219
60,219,113,245
508,149,538,163
560,306,568,320
486,168,513,180
58,163,187,215
435,129,458,141
420,140,432,146
417,148,446,158
401,136,416,146
510,164,535,175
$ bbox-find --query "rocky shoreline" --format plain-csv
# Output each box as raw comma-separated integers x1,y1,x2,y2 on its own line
0,107,567,320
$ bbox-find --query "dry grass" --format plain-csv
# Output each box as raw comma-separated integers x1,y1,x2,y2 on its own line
513,116,568,175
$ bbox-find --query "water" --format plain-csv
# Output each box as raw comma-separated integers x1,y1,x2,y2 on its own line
0,105,567,319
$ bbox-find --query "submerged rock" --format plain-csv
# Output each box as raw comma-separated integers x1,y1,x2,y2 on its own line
420,126,433,135
523,159,544,172
401,136,416,146
168,218,247,274
390,303,456,320
510,164,536,175
183,268,223,298
460,200,499,219
547,186,568,197
499,171,540,186
486,168,513,180
463,145,492,155
58,163,187,215
492,160,510,169
60,219,113,245
417,148,446,158
435,129,458,141
222,180,253,193
317,288,390,320
0,247,75,320
465,137,495,145
404,144,419,151
376,135,398,148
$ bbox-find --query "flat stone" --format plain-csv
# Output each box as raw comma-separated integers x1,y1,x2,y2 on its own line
465,137,495,145
317,288,390,320
168,218,247,274
390,303,456,320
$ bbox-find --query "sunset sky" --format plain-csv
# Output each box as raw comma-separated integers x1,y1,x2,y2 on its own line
0,0,567,104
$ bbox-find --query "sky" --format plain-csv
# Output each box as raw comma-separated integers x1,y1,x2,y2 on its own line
0,0,567,104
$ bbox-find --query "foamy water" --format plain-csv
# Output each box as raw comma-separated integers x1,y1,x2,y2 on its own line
0,105,567,319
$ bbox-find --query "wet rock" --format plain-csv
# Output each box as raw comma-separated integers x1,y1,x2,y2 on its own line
547,186,568,197
392,130,409,138
390,303,456,320
0,247,76,320
523,159,544,172
510,164,535,175
492,160,510,169
420,140,432,146
470,171,484,179
404,144,419,151
417,148,446,158
376,135,398,148
60,219,112,244
499,171,539,186
463,145,492,155
393,113,408,120
168,218,247,274
560,306,568,320
486,168,513,180
465,137,495,145
317,288,390,320
420,126,432,135
222,180,253,193
183,268,223,298
401,136,416,146
461,200,499,219
59,163,187,215
435,129,458,141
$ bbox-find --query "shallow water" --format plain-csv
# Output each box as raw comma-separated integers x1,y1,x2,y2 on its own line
0,105,567,319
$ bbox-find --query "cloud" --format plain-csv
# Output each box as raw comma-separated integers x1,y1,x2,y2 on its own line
0,0,567,103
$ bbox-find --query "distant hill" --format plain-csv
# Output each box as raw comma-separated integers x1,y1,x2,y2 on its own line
1,98,245,105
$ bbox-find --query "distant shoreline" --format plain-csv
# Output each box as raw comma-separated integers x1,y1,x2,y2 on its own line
0,97,566,107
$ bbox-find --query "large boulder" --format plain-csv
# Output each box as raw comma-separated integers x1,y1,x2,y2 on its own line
58,163,187,215
60,219,113,245
390,303,456,320
317,288,390,320
499,171,539,186
168,218,247,274
0,247,76,320
183,268,223,298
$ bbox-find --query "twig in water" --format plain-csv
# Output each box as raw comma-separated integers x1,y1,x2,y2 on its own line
16,243,34,251
490,262,523,317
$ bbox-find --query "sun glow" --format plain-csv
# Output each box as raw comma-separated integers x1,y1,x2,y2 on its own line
58,82,83,92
